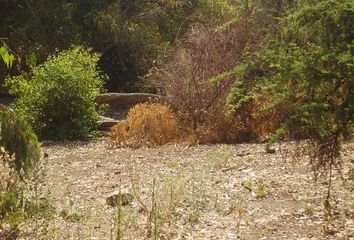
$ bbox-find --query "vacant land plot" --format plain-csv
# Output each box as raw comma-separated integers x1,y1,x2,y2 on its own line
29,138,353,239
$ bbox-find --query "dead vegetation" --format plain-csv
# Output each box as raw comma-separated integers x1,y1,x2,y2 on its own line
142,23,286,145
105,22,293,148
146,24,240,143
107,100,285,148
109,103,179,148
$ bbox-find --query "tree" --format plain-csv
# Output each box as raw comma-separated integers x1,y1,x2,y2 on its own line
0,0,227,92
227,0,353,217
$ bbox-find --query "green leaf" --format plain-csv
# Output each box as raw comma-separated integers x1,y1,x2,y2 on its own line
0,47,6,57
0,46,15,68
2,52,10,67
8,54,15,68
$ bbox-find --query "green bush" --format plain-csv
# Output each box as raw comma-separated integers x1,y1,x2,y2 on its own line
227,0,353,174
6,46,105,140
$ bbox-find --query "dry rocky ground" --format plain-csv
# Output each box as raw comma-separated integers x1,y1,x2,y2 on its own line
24,138,353,239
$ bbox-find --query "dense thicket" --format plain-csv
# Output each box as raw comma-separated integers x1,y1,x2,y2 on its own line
141,0,353,179
0,0,221,92
227,0,353,175
1,0,353,155
146,0,294,142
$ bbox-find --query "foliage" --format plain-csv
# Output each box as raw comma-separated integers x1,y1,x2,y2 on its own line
0,43,14,68
0,38,43,236
228,0,353,175
0,109,40,175
144,0,291,143
145,24,236,142
110,103,179,148
0,42,39,175
0,0,217,92
6,46,105,140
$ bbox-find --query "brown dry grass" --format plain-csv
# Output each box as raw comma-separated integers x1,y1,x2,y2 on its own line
109,103,179,148
108,101,286,148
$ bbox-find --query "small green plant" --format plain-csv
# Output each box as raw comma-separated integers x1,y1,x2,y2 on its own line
0,190,24,229
6,45,106,140
151,179,159,240
303,204,315,216
243,179,270,199
206,148,233,170
167,159,179,169
265,144,276,154
254,179,270,198
229,191,249,237
243,180,253,193
24,155,56,238
129,163,205,238
110,205,138,240
185,168,209,223
59,209,85,223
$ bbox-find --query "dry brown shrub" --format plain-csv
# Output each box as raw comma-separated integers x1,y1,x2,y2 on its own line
143,20,287,144
109,103,179,148
145,23,250,143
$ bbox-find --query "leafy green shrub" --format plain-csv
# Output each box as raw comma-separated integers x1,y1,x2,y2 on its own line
228,0,353,173
6,46,105,140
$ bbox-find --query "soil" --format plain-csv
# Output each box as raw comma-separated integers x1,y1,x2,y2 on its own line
28,138,354,239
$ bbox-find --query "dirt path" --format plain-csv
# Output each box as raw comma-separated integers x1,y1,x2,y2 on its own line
38,138,353,239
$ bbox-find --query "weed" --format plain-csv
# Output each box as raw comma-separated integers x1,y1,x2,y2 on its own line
230,192,249,237
0,150,56,239
106,193,134,208
242,179,270,199
265,144,276,154
254,179,270,198
206,148,233,170
110,197,139,240
128,160,210,238
167,159,180,169
303,204,315,216
242,180,253,193
115,180,123,240
59,209,85,223
152,179,159,240
184,168,209,223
